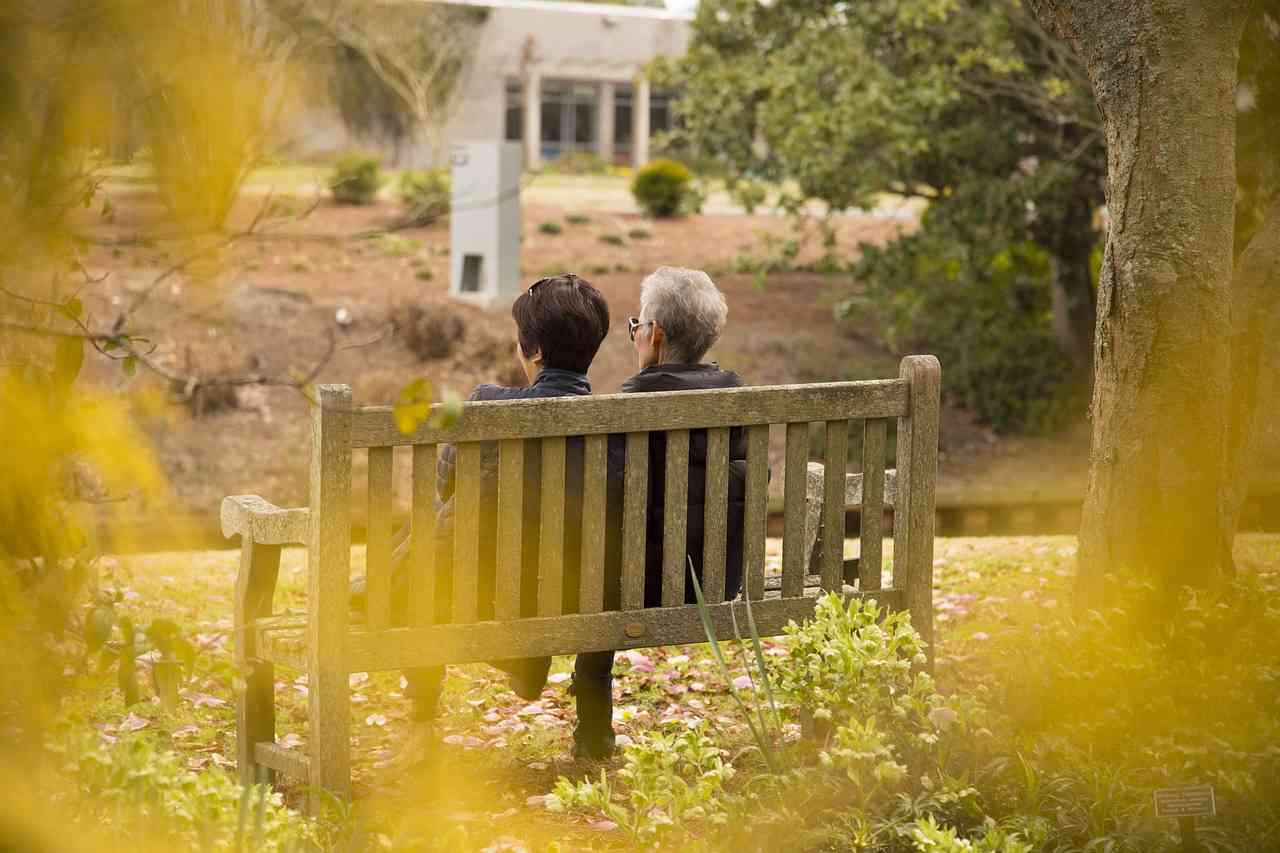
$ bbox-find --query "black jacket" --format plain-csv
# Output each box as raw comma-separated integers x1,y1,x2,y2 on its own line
607,363,749,608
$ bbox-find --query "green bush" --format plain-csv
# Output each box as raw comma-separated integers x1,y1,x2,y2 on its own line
844,210,1078,433
599,233,625,246
538,221,562,235
69,733,312,850
545,151,610,175
627,227,652,240
327,153,383,205
631,158,695,218
395,169,450,224
565,213,591,225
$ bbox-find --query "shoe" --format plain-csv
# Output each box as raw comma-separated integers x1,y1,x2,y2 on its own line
391,720,436,770
571,730,616,762
506,657,552,701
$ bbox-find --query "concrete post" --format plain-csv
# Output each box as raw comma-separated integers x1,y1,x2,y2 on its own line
598,82,616,165
633,76,651,167
524,71,541,169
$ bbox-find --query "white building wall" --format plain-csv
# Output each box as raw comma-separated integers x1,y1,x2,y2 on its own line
279,0,691,169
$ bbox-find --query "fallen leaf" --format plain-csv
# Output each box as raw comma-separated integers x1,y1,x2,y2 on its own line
120,713,150,732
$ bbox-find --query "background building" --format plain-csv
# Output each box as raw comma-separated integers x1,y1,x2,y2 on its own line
286,0,693,169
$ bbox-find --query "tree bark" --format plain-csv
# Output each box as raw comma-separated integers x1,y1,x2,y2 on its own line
1223,201,1280,569
1028,0,1251,606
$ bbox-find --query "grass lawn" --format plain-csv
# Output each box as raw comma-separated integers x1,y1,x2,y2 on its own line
61,534,1280,850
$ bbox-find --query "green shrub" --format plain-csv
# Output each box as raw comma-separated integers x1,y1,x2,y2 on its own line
395,169,450,225
627,227,652,240
565,213,591,225
729,177,769,214
69,733,312,851
546,722,736,846
545,151,610,175
844,209,1078,433
538,221,563,235
599,233,625,246
327,153,382,205
631,158,694,218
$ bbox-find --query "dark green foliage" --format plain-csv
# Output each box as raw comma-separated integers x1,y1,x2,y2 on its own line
328,153,382,205
627,227,652,240
599,233,625,246
565,213,591,225
537,221,563,235
845,203,1075,433
631,158,694,218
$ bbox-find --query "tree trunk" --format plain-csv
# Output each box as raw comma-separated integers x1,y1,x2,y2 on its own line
1028,0,1251,606
1222,202,1280,569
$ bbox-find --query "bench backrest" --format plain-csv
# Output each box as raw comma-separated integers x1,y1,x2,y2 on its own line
306,355,939,672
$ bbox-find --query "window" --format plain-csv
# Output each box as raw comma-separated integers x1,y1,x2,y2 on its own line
614,85,634,164
650,90,673,137
505,79,523,142
539,79,599,162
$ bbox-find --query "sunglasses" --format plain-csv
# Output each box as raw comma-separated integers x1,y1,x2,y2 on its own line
628,317,655,341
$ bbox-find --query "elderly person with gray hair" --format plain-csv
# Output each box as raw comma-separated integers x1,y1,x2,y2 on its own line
571,267,750,761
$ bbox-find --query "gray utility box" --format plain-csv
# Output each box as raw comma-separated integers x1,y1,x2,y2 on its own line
449,141,522,307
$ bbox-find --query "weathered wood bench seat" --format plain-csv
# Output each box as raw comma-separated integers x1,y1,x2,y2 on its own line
221,356,939,809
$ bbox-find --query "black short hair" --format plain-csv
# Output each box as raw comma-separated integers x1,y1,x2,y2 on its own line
511,273,610,374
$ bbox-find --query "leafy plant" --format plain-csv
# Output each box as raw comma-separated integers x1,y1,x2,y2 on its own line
565,213,591,225
844,201,1079,433
396,169,450,226
546,722,736,846
68,733,312,851
328,153,383,205
599,233,625,246
631,158,695,218
537,221,563,235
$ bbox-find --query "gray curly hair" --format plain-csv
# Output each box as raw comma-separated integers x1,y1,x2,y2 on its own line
638,266,729,363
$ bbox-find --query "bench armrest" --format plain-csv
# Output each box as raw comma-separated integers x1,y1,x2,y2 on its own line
221,495,310,546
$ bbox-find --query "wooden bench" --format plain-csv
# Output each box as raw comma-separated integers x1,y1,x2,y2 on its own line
221,355,939,809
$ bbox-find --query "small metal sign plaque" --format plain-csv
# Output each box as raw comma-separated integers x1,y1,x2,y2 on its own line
1154,785,1216,818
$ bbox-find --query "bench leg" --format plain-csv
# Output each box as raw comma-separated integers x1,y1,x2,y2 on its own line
307,665,351,813
235,540,281,787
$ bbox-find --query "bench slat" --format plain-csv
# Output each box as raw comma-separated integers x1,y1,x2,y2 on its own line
860,418,887,590
579,434,607,614
701,427,730,604
538,436,566,617
820,419,848,592
621,431,648,610
409,444,437,627
452,442,482,623
495,438,524,621
781,422,809,598
662,429,691,607
365,447,394,631
283,591,901,672
743,424,770,600
352,380,910,447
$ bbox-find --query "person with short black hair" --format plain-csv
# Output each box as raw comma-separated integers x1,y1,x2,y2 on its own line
352,273,610,765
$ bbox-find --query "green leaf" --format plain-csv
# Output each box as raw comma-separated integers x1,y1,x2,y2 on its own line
62,296,84,321
392,378,432,435
427,389,463,429
85,605,115,655
122,355,137,377
54,336,84,391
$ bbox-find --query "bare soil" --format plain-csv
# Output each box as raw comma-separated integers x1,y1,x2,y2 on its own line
75,188,1101,538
